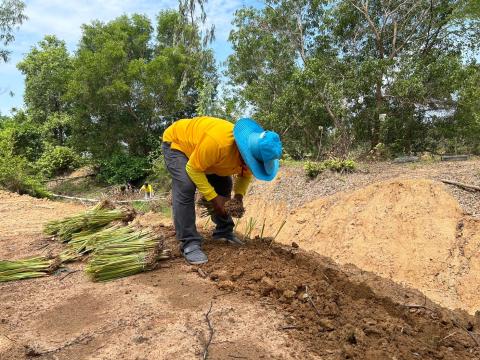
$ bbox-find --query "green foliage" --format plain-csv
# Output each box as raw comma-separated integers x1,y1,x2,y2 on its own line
0,118,49,198
98,153,150,185
228,0,480,158
0,150,48,198
149,154,171,192
304,159,357,178
7,10,220,194
36,146,82,178
41,113,73,146
16,37,74,148
17,36,73,125
0,0,27,62
142,142,171,194
323,159,357,172
66,13,217,161
0,113,44,162
304,161,326,179
0,160,49,198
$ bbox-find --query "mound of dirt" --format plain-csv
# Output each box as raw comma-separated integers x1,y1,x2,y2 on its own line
202,239,480,359
65,166,96,179
241,179,480,314
247,160,480,215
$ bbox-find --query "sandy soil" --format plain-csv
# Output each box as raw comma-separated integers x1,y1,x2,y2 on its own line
1,181,480,359
248,159,480,216
242,165,480,314
0,191,87,260
0,193,306,360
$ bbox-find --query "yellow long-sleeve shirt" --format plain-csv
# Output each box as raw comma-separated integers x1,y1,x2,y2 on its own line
162,116,252,200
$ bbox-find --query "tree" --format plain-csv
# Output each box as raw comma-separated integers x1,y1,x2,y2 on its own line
448,64,480,154
332,0,480,148
17,36,73,121
17,36,74,146
67,13,217,162
228,0,480,157
0,0,27,63
228,2,356,158
156,3,218,120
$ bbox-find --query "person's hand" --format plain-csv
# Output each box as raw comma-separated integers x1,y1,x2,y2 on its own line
233,194,243,205
210,195,228,217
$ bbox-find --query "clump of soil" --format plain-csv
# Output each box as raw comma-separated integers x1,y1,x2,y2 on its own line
197,197,245,218
201,239,480,359
45,256,63,274
224,198,245,218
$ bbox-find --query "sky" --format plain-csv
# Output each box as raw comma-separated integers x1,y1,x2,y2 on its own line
0,0,262,115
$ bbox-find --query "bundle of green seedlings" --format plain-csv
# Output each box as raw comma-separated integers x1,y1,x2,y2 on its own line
0,251,76,283
43,206,136,243
85,227,170,282
197,197,245,218
68,224,136,255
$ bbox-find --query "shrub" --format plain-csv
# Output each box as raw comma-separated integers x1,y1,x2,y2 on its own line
10,123,44,162
98,154,150,185
304,159,357,179
36,146,82,178
323,159,357,172
0,154,50,198
304,161,326,179
0,128,50,198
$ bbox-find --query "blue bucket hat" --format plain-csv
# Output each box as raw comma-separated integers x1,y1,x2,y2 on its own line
233,118,282,181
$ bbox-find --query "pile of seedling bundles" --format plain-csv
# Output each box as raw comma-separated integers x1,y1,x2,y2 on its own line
0,200,170,283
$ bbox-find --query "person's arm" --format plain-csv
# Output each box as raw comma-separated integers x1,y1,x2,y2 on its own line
233,174,252,197
185,164,217,200
186,136,229,216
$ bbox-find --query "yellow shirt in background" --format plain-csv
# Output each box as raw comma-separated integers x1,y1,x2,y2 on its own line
162,116,252,200
140,184,153,193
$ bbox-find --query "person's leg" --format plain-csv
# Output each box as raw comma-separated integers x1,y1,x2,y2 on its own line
162,143,205,262
206,174,235,240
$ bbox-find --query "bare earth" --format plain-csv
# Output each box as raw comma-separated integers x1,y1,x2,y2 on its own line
2,160,480,359
0,193,304,360
242,160,480,314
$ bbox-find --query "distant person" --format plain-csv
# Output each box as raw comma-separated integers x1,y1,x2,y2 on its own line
140,182,154,199
162,116,282,265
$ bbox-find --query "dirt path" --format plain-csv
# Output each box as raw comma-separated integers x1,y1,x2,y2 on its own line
1,192,480,359
0,194,306,360
0,191,86,260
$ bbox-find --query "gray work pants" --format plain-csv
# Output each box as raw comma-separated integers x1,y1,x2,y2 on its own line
162,142,235,250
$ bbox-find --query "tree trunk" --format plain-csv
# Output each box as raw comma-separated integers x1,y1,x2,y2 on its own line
372,79,383,148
